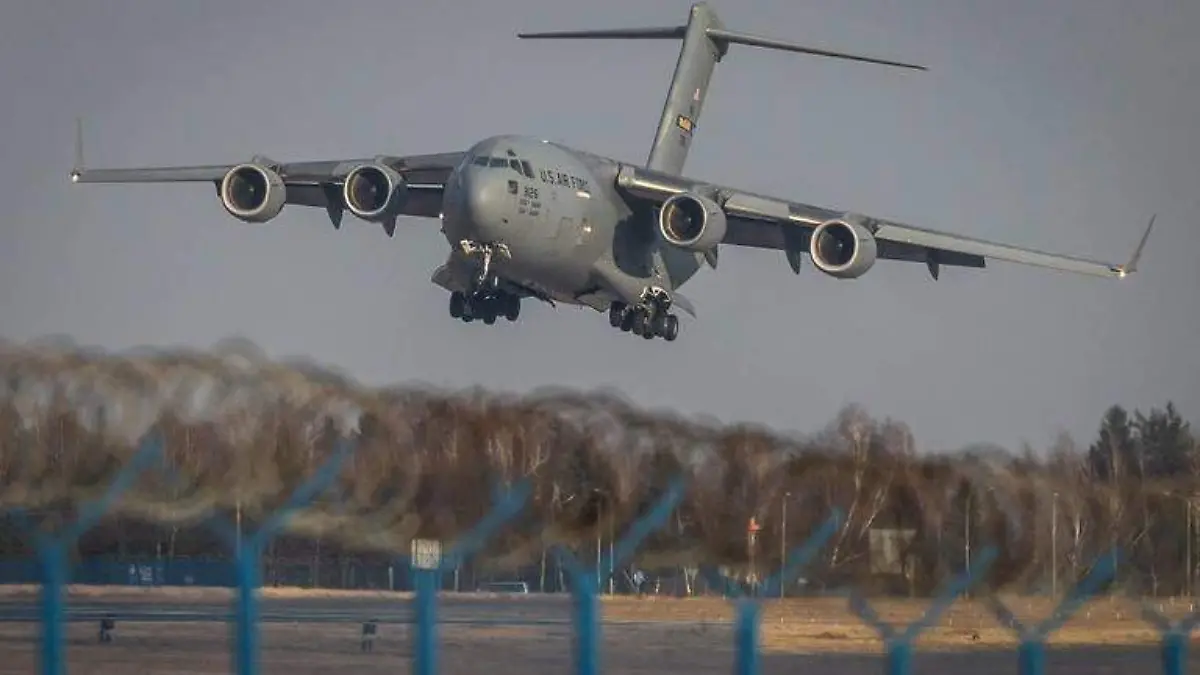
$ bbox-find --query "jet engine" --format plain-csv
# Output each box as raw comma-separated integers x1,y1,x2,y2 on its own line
342,162,408,222
219,163,286,223
657,191,727,252
809,215,878,279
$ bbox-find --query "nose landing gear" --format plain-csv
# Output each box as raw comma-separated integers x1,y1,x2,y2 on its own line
449,240,521,325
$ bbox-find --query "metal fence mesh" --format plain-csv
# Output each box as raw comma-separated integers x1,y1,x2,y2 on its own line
1,436,1196,675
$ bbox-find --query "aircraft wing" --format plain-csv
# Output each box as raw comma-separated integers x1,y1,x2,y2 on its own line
69,122,464,230
615,165,1153,279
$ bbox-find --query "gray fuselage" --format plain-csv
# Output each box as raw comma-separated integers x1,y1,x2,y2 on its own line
440,135,704,309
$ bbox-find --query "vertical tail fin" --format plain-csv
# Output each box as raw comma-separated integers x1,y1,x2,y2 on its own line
518,2,925,176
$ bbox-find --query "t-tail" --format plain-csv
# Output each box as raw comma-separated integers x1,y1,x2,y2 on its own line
518,2,926,176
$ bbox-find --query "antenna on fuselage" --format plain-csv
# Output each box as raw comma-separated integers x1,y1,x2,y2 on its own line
518,2,925,176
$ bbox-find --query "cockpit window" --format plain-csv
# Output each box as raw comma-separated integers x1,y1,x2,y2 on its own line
472,154,536,179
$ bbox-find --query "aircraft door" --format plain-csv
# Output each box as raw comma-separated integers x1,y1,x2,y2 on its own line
556,216,575,248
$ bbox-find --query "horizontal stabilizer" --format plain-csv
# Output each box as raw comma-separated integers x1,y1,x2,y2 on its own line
705,28,926,71
518,26,685,40
516,4,926,72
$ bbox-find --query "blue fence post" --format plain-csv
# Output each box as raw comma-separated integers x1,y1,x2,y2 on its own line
1138,591,1200,675
733,602,760,675
232,539,263,675
6,434,165,675
205,438,356,675
407,480,532,675
553,477,687,675
1160,629,1188,675
37,542,67,675
850,546,998,675
700,510,843,675
984,550,1119,675
413,569,438,675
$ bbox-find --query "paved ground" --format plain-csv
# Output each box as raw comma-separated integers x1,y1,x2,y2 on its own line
0,592,588,626
0,592,1188,673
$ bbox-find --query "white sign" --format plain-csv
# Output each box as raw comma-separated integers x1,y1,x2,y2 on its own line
411,539,442,570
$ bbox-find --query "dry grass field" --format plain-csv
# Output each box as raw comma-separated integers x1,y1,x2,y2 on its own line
600,594,1191,653
0,586,1193,673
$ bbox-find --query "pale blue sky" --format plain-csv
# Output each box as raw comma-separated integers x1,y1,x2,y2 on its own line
1,0,1196,452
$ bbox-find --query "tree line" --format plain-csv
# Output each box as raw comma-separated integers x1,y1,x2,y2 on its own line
0,337,1196,596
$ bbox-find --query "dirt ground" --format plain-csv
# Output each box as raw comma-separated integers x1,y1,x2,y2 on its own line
601,593,1195,652
0,586,1195,673
0,618,1184,675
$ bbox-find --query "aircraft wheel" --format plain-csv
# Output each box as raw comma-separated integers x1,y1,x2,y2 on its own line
449,292,465,318
619,310,635,332
609,303,625,328
651,312,670,337
662,314,679,342
504,295,521,321
631,311,646,336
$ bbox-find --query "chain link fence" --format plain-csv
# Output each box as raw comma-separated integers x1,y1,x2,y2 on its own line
0,436,1196,675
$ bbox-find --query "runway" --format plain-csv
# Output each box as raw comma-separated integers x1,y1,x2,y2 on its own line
0,593,1184,674
0,593,622,626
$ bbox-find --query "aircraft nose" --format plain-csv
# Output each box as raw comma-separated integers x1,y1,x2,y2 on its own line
464,170,508,239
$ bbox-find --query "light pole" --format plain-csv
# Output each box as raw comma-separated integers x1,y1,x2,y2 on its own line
1187,496,1193,597
780,492,789,599
1051,492,1058,598
235,498,242,558
964,490,971,598
964,491,970,566
595,530,601,589
608,509,614,596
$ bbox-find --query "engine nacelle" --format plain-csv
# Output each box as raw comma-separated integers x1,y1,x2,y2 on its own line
809,214,878,279
657,192,727,252
219,163,286,223
342,162,408,222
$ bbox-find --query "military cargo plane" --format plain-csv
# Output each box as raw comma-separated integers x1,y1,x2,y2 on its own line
70,3,1153,343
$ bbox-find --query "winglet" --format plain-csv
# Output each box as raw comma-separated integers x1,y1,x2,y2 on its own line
70,117,84,183
1115,214,1155,278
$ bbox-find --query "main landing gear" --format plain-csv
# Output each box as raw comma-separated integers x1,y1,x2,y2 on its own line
608,297,679,342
